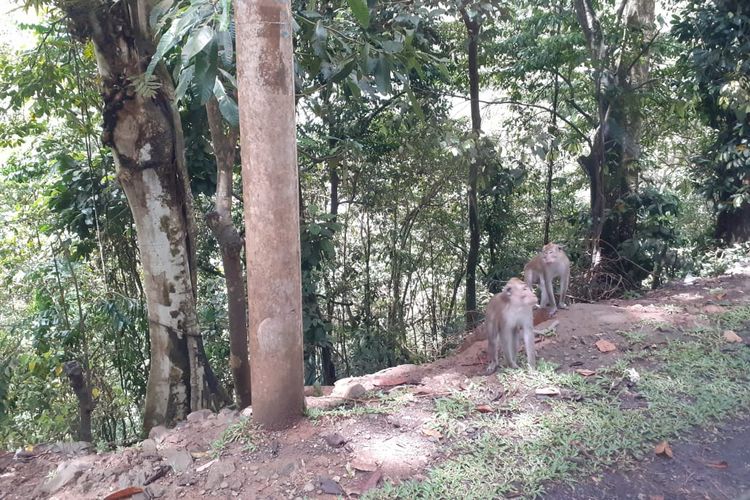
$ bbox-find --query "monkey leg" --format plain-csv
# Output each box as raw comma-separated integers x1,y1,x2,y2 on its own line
522,324,536,369
559,271,570,309
501,327,519,369
543,274,557,315
486,326,500,374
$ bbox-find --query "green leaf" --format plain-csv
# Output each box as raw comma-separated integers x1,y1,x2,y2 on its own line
381,40,403,54
149,0,174,29
373,55,390,94
175,65,195,101
219,0,231,31
217,29,233,66
346,0,370,28
214,79,239,126
182,26,215,64
407,87,424,121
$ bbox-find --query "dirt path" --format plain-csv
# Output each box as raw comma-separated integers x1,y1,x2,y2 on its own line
546,416,750,500
0,271,748,499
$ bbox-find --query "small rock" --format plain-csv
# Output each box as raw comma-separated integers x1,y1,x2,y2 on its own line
146,485,165,498
323,433,348,448
148,425,169,443
218,407,240,425
161,448,193,474
206,467,224,489
187,409,214,422
240,407,253,418
319,477,345,495
176,473,194,486
723,330,743,343
331,383,366,399
351,458,377,472
140,439,158,456
220,481,229,489
304,483,315,492
222,460,237,477
41,459,92,494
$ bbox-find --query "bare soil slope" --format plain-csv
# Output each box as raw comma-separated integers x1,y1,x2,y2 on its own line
1,271,748,500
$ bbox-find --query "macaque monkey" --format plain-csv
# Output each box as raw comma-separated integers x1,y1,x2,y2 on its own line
523,242,570,315
485,278,539,374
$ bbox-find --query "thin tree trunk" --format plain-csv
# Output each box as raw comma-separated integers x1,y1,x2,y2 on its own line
237,0,304,429
64,0,229,435
461,10,482,329
543,26,560,245
205,98,252,408
322,131,339,385
63,361,94,442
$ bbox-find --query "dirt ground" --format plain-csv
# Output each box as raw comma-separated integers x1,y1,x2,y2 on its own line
545,417,750,500
1,271,749,500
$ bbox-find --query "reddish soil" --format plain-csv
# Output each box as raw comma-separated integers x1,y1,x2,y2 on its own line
0,271,748,500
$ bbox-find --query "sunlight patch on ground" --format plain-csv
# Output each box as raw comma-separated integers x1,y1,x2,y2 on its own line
354,433,435,472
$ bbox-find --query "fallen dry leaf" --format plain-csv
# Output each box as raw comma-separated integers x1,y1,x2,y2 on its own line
422,427,443,439
595,339,617,353
703,305,725,314
475,404,494,413
535,386,561,396
575,369,596,377
103,487,144,500
723,330,743,343
706,460,728,469
654,440,673,458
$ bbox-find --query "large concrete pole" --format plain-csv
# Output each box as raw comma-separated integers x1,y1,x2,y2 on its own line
236,0,305,429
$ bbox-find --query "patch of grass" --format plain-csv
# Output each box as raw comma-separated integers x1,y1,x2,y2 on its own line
617,329,648,345
305,389,412,421
210,418,261,457
367,307,750,500
715,305,750,331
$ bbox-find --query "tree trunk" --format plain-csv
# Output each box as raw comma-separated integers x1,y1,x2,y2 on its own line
322,132,339,385
461,10,481,329
64,0,229,435
574,0,654,276
205,98,252,409
236,0,304,429
63,361,94,442
544,24,561,245
716,202,750,243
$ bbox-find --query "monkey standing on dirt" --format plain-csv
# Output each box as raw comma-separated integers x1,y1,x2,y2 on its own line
524,242,570,315
485,278,539,374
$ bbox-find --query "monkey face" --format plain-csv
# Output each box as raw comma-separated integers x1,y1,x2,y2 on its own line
503,277,538,307
541,243,564,264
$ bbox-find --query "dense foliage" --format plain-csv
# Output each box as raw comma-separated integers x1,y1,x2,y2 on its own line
0,0,746,448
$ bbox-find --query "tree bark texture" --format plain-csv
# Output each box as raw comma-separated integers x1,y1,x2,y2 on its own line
63,361,95,442
461,10,481,329
64,0,228,435
205,98,252,408
236,0,305,429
